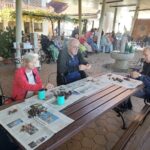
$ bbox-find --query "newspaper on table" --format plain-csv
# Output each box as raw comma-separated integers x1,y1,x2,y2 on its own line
98,73,143,89
44,78,113,111
43,73,142,111
0,102,73,150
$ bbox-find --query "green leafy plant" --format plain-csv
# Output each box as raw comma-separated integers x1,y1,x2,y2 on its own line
0,27,15,59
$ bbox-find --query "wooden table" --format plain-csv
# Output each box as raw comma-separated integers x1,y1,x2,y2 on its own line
35,84,142,150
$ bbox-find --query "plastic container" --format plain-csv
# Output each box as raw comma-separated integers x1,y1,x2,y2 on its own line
57,95,65,105
38,89,46,100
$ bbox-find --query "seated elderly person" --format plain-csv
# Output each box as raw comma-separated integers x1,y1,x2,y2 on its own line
117,47,150,110
130,47,150,102
57,38,91,85
11,53,53,101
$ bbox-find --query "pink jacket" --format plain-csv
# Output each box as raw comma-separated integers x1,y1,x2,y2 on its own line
12,67,42,101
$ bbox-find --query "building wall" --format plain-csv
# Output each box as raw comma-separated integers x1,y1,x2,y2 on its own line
132,19,150,39
23,0,42,7
5,0,43,7
5,0,15,2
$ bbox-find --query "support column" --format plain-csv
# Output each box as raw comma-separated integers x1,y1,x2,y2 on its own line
58,20,60,36
16,0,22,68
97,0,106,49
30,18,34,33
113,7,117,32
78,0,82,36
130,0,141,36
92,20,94,29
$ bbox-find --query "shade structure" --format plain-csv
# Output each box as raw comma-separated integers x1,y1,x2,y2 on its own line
47,1,68,13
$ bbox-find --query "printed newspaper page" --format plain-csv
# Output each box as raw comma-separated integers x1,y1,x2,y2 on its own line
99,73,143,89
45,77,112,111
0,103,73,150
24,103,74,133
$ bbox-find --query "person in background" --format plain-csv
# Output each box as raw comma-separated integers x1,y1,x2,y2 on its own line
79,36,93,53
94,28,99,37
12,53,53,101
74,33,79,39
57,38,91,85
100,31,107,53
86,32,99,52
71,26,79,38
112,31,117,50
53,36,63,50
74,33,88,57
47,39,59,62
105,33,113,53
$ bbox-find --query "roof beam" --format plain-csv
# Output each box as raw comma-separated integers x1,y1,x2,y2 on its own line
110,4,136,7
130,8,150,12
100,0,123,4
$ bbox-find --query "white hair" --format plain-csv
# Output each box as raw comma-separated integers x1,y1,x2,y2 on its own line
23,53,38,63
67,38,80,49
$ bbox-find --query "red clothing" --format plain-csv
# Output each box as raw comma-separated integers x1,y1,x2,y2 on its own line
85,31,93,39
12,67,42,101
79,37,86,44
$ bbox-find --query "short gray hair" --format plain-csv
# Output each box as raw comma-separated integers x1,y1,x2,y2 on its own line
67,38,80,49
23,53,38,63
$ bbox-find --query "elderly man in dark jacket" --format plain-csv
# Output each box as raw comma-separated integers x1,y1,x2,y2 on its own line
57,38,91,85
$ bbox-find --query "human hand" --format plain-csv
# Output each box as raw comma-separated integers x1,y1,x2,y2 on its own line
86,64,91,70
45,83,54,90
130,71,141,79
79,64,87,71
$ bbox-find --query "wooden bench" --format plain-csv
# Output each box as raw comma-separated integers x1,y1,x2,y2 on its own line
112,104,150,150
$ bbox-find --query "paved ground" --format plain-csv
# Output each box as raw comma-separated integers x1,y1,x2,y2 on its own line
0,52,148,150
125,115,150,150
